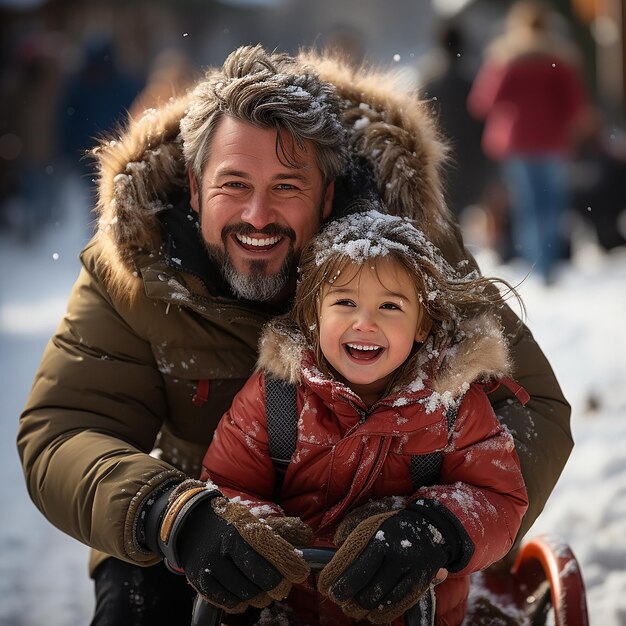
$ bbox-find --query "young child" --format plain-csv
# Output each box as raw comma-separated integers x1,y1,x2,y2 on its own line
201,207,529,626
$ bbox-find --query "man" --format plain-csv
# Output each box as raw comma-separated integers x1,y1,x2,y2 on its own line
18,45,572,625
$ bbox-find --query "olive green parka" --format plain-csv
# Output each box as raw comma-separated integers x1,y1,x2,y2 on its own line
17,50,572,576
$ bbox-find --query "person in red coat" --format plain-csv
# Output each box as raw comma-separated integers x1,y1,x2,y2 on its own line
468,0,591,284
202,207,529,625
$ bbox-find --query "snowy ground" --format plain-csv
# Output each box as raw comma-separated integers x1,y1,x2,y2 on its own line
1,190,625,625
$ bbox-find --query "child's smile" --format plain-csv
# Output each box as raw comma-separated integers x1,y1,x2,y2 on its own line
343,342,384,362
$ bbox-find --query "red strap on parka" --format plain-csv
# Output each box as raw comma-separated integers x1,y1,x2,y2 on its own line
483,376,530,406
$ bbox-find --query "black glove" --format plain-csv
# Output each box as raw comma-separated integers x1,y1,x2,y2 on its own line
142,480,311,613
318,504,463,624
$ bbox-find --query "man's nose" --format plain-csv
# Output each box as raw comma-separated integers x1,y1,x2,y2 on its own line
240,192,274,229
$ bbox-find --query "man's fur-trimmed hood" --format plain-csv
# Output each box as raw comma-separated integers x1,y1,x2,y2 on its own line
92,51,455,297
257,312,511,402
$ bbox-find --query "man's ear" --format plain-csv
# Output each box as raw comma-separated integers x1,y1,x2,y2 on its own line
188,169,200,214
415,313,433,343
322,180,335,220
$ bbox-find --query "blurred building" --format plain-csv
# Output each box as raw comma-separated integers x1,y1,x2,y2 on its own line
1,0,625,242
1,0,624,138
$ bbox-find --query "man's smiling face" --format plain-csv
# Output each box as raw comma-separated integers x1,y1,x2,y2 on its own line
190,116,334,301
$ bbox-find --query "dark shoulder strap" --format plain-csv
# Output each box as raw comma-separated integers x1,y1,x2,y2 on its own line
265,379,459,493
409,404,458,489
265,376,298,468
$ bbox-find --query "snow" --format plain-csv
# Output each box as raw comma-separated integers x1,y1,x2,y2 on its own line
314,210,413,265
1,190,626,624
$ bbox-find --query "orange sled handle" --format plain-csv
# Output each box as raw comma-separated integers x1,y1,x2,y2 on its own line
512,534,590,626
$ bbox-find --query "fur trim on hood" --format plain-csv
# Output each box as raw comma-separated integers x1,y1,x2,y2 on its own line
93,96,191,298
257,312,511,402
91,51,455,298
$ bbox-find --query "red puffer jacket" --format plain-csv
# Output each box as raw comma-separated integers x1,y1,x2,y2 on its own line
202,314,529,626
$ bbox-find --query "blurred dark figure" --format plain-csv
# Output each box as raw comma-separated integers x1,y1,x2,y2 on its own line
129,48,198,120
0,32,64,241
58,35,141,187
468,1,592,284
569,119,626,251
425,25,493,215
424,22,512,260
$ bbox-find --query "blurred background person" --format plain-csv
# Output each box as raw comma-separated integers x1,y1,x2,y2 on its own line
423,21,513,261
57,32,142,225
468,0,593,285
568,111,626,252
0,31,64,242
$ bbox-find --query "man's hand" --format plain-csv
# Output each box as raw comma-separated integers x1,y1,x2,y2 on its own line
318,508,456,624
143,481,311,613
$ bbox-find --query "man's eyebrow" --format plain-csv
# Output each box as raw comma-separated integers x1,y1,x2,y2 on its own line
274,171,310,182
214,169,311,183
215,168,250,179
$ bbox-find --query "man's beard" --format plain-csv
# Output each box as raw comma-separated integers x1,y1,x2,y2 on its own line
202,223,297,301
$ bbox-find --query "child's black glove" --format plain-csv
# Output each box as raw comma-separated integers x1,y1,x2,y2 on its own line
318,503,463,624
142,480,311,613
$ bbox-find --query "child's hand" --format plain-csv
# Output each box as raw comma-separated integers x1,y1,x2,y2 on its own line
264,514,314,547
318,508,454,623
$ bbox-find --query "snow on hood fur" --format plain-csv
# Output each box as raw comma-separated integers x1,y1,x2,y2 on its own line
257,312,511,402
92,50,454,297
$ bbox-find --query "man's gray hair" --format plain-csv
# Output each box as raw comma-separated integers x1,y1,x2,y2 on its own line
180,45,348,185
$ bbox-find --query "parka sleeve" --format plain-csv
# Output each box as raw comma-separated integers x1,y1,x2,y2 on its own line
441,225,572,546
414,385,529,574
17,244,186,567
493,304,572,543
200,372,283,517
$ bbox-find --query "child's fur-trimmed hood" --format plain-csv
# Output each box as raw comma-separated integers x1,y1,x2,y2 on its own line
91,50,456,297
257,312,511,402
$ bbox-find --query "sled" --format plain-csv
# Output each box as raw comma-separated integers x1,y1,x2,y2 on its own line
466,534,590,626
191,534,589,626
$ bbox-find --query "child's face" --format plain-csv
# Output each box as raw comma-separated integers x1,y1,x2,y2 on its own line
318,257,430,403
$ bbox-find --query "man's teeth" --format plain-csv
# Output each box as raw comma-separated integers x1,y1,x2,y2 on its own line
236,234,281,246
347,343,381,351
